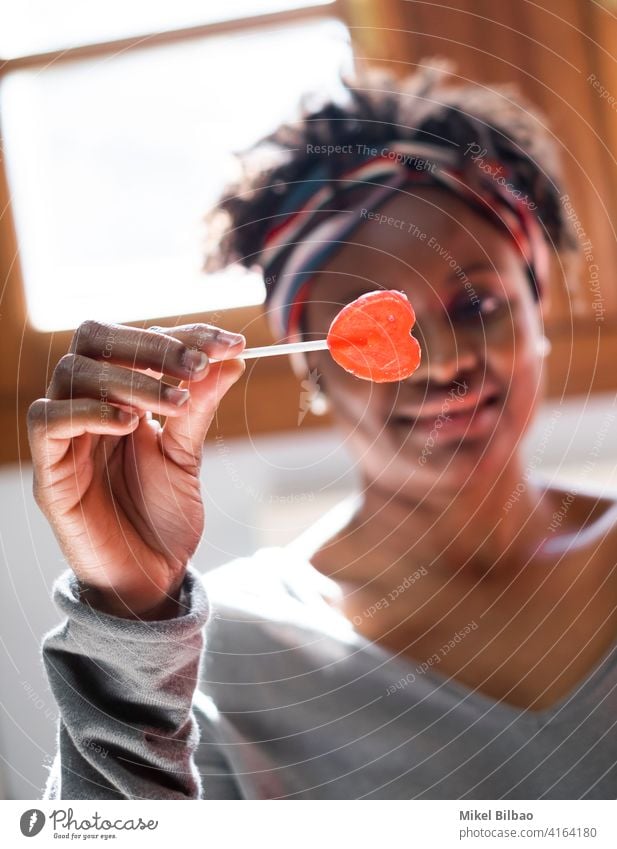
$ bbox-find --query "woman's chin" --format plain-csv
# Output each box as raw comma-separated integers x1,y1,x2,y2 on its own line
385,427,507,481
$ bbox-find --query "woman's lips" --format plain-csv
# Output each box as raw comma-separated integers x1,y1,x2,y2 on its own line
390,391,502,440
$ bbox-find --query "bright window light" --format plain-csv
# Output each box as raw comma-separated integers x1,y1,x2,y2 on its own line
0,0,335,58
0,18,353,331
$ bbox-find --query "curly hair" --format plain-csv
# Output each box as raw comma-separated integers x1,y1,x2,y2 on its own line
204,61,576,275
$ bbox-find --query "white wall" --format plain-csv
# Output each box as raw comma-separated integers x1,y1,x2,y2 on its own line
1,394,615,799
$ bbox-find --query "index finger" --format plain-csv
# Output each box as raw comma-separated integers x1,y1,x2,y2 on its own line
68,320,245,382
147,323,246,361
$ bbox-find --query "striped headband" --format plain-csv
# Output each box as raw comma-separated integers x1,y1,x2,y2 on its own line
261,140,549,344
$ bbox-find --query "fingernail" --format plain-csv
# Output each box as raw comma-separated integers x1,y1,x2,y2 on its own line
219,330,246,346
118,410,138,424
165,386,190,406
182,348,209,372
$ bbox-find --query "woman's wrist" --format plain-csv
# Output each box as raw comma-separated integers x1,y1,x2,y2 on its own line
77,581,186,621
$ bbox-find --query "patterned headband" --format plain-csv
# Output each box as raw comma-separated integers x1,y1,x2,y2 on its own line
261,140,549,343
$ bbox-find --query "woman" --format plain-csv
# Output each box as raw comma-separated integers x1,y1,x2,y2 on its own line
29,66,617,799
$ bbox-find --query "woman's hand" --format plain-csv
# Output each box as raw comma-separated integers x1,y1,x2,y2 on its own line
27,320,246,619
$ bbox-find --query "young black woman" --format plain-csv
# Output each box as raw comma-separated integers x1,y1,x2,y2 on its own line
31,66,617,800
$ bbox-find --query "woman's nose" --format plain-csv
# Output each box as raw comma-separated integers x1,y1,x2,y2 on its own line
409,319,478,384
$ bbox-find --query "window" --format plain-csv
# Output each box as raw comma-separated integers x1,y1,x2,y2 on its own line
0,5,353,330
0,0,335,57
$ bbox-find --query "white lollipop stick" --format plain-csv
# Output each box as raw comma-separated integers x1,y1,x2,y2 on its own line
237,338,329,360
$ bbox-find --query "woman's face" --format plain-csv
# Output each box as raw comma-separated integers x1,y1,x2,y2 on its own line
302,187,550,495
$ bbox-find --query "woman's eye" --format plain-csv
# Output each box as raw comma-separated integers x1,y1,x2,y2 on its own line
453,294,505,321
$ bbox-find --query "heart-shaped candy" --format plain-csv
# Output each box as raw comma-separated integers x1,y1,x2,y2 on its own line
326,290,421,383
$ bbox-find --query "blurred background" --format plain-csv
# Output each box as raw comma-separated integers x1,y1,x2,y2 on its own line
0,0,616,798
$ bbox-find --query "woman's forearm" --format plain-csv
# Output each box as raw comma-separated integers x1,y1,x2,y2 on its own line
41,564,210,800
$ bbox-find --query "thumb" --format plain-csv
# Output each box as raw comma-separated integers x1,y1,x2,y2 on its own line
160,358,245,472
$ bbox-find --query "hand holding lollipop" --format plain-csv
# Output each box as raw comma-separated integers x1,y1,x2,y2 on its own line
26,289,419,622
236,289,422,383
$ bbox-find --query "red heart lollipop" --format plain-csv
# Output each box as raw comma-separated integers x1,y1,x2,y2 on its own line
326,290,421,383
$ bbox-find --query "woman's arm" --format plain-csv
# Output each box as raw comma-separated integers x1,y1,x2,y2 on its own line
41,564,211,800
27,318,246,798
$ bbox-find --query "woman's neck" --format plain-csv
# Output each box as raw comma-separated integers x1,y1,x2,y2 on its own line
314,457,556,590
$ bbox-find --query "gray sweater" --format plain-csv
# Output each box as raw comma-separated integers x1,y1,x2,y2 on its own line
41,509,617,800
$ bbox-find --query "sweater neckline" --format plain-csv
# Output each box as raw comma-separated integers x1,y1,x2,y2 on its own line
275,493,617,727
281,544,617,726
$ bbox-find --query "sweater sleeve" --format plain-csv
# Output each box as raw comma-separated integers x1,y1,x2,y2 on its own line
40,564,212,800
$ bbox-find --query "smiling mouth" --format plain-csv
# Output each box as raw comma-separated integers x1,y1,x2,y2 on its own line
390,392,502,427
